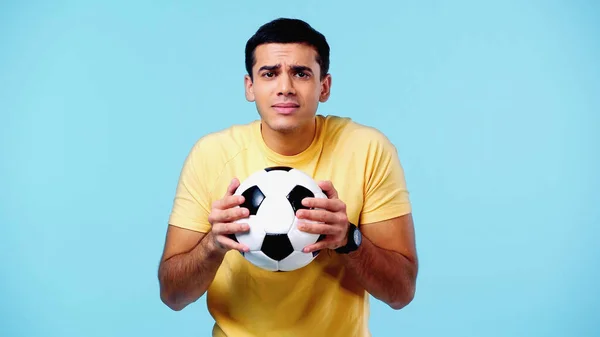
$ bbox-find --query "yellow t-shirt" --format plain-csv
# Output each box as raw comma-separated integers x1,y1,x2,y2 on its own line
168,114,412,337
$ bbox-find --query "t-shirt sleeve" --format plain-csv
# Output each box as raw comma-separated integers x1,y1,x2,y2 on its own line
168,138,213,233
359,129,412,225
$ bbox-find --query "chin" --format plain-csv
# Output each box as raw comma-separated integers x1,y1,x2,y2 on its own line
259,109,313,134
268,120,301,134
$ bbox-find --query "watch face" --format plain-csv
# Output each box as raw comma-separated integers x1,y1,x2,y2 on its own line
353,228,362,246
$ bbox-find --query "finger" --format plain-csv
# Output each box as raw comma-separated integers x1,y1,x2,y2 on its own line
297,221,340,235
213,221,250,235
212,194,245,211
300,197,345,212
296,208,338,224
303,237,339,253
208,198,246,224
317,180,338,199
211,207,249,224
225,178,240,197
216,234,249,253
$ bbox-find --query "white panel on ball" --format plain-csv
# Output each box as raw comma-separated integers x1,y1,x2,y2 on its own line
244,251,278,272
278,251,315,272
255,170,296,199
255,196,295,234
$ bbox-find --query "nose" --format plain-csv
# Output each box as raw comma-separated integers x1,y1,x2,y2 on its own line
277,73,296,96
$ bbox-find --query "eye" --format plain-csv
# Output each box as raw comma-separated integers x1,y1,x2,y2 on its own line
262,72,275,78
295,72,310,78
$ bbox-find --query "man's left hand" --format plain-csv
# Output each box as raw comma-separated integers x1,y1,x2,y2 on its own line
296,180,349,253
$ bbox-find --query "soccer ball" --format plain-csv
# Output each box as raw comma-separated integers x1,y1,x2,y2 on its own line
229,166,327,272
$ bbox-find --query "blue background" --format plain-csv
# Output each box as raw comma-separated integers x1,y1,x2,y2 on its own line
1,1,599,336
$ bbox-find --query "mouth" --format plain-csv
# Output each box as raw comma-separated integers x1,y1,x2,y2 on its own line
272,103,300,115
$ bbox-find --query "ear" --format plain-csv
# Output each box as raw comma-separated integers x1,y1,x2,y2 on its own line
319,74,332,102
244,75,255,102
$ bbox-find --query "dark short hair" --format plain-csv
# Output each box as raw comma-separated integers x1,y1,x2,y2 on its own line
245,18,330,80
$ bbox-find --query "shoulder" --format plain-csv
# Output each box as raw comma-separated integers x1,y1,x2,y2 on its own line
182,121,257,187
190,120,257,159
321,114,397,153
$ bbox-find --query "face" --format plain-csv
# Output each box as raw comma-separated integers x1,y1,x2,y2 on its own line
244,43,331,135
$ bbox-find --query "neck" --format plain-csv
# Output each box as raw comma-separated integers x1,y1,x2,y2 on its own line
261,119,316,156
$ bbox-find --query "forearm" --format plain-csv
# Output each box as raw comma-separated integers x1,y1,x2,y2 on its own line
339,235,418,310
158,231,226,311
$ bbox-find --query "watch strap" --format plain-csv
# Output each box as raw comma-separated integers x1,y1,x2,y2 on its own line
335,223,360,254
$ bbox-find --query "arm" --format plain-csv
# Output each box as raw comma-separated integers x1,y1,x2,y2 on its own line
338,213,418,310
159,133,251,311
159,178,250,311
299,128,417,309
158,226,226,311
159,137,221,311
298,187,417,310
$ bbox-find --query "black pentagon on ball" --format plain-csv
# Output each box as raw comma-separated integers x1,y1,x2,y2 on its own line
264,166,293,172
261,234,294,261
240,185,265,216
286,185,314,213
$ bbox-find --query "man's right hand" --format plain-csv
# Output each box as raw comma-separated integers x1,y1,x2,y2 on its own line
207,178,251,254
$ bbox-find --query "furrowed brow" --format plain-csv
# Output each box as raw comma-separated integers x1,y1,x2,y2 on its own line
258,64,281,72
291,65,313,73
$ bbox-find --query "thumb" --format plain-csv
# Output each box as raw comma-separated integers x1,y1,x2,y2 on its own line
317,180,338,199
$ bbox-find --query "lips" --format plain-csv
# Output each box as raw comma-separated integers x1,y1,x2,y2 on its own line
272,103,300,108
272,102,300,115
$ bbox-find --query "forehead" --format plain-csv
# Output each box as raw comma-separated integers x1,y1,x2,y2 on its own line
253,43,319,68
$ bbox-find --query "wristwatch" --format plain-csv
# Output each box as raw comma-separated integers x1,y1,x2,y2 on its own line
335,223,362,254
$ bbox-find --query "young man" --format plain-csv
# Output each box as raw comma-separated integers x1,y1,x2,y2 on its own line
158,18,418,337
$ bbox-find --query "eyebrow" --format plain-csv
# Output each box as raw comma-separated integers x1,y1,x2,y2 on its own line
291,65,313,73
257,64,313,73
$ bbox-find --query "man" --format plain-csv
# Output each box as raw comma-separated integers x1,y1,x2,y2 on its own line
158,18,418,337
